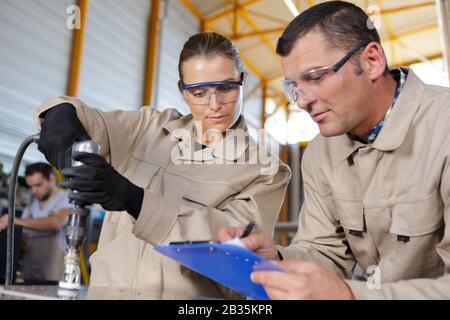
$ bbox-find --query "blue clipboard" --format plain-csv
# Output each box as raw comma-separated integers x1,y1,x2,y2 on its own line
154,241,283,300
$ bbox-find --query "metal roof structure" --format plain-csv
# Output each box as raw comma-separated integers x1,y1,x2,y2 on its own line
180,0,447,127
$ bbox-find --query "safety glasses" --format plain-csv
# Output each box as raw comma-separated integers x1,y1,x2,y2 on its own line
180,73,244,105
282,42,369,104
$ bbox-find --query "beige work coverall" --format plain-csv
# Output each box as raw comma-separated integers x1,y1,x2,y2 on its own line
36,96,290,299
279,69,450,299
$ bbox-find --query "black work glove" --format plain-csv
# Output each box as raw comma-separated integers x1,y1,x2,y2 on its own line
38,103,91,170
60,152,144,219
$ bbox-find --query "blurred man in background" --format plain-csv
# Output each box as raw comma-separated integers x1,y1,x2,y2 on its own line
0,162,71,284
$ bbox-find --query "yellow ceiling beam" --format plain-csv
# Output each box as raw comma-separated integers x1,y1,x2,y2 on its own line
230,27,285,40
244,81,263,101
203,24,226,34
245,117,261,130
263,24,439,85
391,52,443,68
368,1,435,16
377,0,399,66
266,93,286,99
224,0,233,34
306,0,315,8
241,53,265,81
238,39,265,52
299,141,309,148
198,0,439,117
245,9,290,25
266,73,283,83
233,1,239,37
381,22,438,41
144,0,161,106
262,52,444,72
296,0,302,13
240,9,276,53
262,82,267,128
67,0,88,97
203,1,436,26
180,0,205,21
272,98,288,115
205,0,260,23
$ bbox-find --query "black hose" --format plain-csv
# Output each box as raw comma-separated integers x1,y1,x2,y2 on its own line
5,133,40,285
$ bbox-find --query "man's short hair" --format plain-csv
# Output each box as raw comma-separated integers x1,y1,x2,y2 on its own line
25,162,54,180
276,1,387,73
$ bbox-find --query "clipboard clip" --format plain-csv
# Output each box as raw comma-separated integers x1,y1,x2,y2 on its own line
169,240,216,245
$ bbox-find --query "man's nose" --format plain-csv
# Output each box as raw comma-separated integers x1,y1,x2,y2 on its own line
296,94,317,111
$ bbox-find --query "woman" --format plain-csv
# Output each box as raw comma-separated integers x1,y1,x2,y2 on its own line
35,32,290,299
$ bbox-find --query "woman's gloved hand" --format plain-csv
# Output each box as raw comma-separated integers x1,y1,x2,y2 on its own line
38,103,91,170
60,152,144,218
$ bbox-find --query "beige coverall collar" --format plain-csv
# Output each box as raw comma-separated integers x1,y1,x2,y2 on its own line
162,114,249,162
334,68,425,162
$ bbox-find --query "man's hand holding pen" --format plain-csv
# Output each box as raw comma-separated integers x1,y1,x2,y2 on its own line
218,222,280,261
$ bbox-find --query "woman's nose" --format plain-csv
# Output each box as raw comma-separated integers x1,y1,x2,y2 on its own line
208,93,222,111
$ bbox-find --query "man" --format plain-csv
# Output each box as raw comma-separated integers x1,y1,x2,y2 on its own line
219,1,450,299
0,162,71,284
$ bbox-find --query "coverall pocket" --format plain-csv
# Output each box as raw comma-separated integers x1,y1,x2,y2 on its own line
390,192,444,236
335,199,365,232
126,156,161,190
182,181,237,208
334,199,375,268
389,192,445,278
89,230,140,287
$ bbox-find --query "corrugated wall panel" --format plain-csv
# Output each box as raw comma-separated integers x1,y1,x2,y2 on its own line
0,0,74,172
0,0,263,173
155,0,199,114
78,0,151,111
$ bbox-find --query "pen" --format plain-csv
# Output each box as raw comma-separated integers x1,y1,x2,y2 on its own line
240,221,256,239
169,222,256,244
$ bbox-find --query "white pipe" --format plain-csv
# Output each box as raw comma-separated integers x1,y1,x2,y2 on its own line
436,0,450,82
284,0,299,17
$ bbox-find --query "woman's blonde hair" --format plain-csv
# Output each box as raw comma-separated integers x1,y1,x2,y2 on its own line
178,32,244,83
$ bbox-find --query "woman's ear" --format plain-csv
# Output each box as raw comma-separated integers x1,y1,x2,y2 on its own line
242,71,249,86
178,81,189,104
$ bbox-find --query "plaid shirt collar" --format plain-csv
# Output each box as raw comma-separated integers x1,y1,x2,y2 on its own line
365,68,407,144
334,68,426,162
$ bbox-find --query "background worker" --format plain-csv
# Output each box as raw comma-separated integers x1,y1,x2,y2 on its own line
0,162,71,284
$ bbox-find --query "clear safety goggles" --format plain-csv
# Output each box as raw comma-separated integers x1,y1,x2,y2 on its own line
180,73,244,105
281,42,369,104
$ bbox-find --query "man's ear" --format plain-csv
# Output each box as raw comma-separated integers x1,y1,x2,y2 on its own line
49,174,57,185
362,42,387,81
